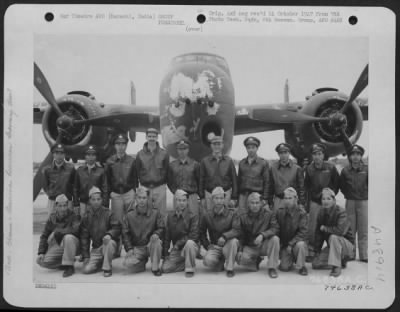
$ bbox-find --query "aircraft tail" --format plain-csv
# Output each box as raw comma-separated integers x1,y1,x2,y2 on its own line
284,79,289,104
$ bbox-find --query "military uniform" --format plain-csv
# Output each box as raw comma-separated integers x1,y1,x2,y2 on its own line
122,203,165,273
200,202,239,272
80,205,121,274
339,144,368,261
233,208,280,272
105,134,138,223
312,204,355,270
37,204,80,270
167,140,200,215
161,207,199,274
237,137,270,212
199,149,238,212
136,134,169,216
42,144,75,215
304,143,339,252
276,205,308,272
74,145,108,217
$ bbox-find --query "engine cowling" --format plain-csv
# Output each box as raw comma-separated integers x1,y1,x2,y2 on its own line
42,94,100,156
285,91,363,160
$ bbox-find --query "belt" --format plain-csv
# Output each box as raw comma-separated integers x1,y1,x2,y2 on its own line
142,182,164,189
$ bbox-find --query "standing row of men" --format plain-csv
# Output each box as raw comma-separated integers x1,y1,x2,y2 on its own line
40,128,368,274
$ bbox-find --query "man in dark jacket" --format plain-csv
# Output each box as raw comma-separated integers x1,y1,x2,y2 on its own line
122,187,165,276
276,187,308,275
36,194,80,278
269,143,305,212
199,136,238,213
73,145,108,217
200,187,239,277
339,144,368,262
161,190,199,277
237,136,270,212
312,188,355,277
42,144,75,216
136,128,169,216
233,192,280,278
80,187,121,277
304,143,339,259
167,140,200,215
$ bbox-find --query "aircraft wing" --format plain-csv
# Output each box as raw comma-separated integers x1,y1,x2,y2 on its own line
234,102,326,135
83,105,160,131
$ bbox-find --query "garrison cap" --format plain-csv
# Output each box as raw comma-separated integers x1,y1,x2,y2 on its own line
51,143,65,153
284,187,298,197
311,143,326,154
211,186,225,197
248,192,262,202
85,145,98,154
210,136,223,144
89,186,101,198
176,140,190,149
321,187,336,199
175,189,188,199
55,194,68,204
146,128,159,135
275,143,291,153
349,144,365,156
114,133,128,144
244,136,260,147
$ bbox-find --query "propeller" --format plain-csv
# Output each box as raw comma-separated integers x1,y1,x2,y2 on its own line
339,64,369,114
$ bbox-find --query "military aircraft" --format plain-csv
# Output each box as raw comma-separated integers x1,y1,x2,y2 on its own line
33,52,368,200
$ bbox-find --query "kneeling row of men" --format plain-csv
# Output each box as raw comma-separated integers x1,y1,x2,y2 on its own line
37,185,354,279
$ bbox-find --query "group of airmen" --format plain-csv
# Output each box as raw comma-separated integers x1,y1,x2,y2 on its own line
36,128,368,279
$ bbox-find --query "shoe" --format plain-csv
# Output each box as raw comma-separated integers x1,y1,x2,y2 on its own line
360,259,368,263
185,272,194,278
330,266,341,277
78,255,84,262
226,270,235,278
299,266,308,276
152,270,162,276
268,268,278,278
62,266,75,278
341,259,347,268
305,255,314,263
103,270,112,277
256,257,263,270
196,254,203,260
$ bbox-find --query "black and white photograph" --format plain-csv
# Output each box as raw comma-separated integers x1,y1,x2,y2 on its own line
3,4,395,309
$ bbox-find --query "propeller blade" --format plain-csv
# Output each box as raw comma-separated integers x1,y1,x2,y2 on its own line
252,108,329,124
55,132,63,144
34,63,63,117
340,64,369,114
340,128,353,152
33,152,53,201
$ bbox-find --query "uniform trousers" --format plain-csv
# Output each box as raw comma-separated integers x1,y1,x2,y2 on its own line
37,234,79,269
236,236,280,270
82,240,118,273
123,238,162,272
146,184,167,217
312,234,355,269
307,201,322,251
161,240,199,273
345,199,368,260
204,189,232,213
110,189,135,222
203,238,239,271
279,241,308,271
47,199,73,216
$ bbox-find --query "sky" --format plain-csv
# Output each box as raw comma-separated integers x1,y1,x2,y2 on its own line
33,34,368,162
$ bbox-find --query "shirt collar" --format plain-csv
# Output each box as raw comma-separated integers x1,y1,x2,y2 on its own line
136,205,151,216
211,154,225,161
89,206,104,216
278,160,292,169
246,156,258,164
144,142,160,153
174,207,186,218
179,158,189,165
212,205,226,216
248,208,263,218
116,153,127,161
350,161,364,171
52,160,65,169
312,161,326,170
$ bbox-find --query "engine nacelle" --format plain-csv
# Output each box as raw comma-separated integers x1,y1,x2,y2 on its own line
285,91,363,161
42,94,105,157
